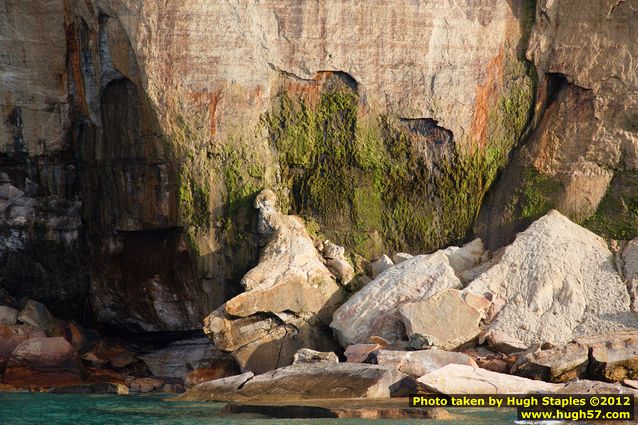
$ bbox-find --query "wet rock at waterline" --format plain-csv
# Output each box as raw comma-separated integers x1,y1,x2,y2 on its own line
204,190,344,373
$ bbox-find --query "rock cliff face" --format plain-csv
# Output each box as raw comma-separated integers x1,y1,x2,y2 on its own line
1,0,636,339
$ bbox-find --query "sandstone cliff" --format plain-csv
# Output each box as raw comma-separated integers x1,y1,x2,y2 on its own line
1,0,635,336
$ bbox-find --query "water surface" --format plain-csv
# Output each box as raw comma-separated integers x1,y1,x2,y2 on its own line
0,393,524,424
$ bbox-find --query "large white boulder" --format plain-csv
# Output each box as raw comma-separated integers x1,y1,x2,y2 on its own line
465,210,638,346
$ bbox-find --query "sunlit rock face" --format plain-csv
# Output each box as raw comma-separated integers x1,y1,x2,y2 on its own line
1,0,536,330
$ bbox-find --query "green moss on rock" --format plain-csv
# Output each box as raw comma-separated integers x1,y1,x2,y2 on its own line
584,171,638,240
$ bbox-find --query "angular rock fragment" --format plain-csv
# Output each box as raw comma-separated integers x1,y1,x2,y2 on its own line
0,306,18,325
345,344,382,363
368,255,394,278
17,300,57,333
399,289,486,350
391,253,413,265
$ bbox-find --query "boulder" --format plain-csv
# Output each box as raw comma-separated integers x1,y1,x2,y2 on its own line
512,342,590,382
369,255,394,278
345,344,382,363
418,364,564,394
173,372,255,402
17,300,57,333
465,210,637,346
54,321,99,353
292,348,339,364
184,363,240,388
373,349,477,377
398,289,486,350
109,350,136,369
391,253,413,265
129,377,163,393
4,337,86,388
331,251,462,347
0,306,18,325
0,324,45,359
204,190,344,373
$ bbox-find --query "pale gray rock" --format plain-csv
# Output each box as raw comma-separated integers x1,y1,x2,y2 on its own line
374,349,477,377
0,306,18,325
321,241,354,284
443,239,486,275
479,329,528,354
465,210,637,346
368,255,394,279
418,364,564,394
292,348,339,365
331,251,462,347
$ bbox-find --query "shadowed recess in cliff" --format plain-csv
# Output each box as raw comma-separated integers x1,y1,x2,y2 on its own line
264,70,533,258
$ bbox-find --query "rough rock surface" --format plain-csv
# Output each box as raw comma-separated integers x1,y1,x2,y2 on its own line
177,363,411,403
369,255,394,279
292,348,339,365
513,331,638,383
204,190,343,373
1,0,533,330
4,337,86,388
331,251,462,347
418,364,564,394
345,344,383,363
478,0,638,248
373,349,477,377
466,210,637,346
17,300,57,332
399,289,486,350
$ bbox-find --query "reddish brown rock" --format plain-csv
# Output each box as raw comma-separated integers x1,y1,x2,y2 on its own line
3,337,86,388
129,377,164,393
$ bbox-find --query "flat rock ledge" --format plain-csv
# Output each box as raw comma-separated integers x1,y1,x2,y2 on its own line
221,398,450,419
172,363,413,402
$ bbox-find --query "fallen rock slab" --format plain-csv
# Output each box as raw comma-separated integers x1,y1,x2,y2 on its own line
17,300,57,333
579,331,638,382
417,364,564,394
373,349,477,377
558,380,638,395
331,251,462,347
466,210,638,346
222,398,450,419
176,363,411,402
399,289,486,350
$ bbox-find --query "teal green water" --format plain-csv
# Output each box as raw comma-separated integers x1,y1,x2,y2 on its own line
0,393,520,424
